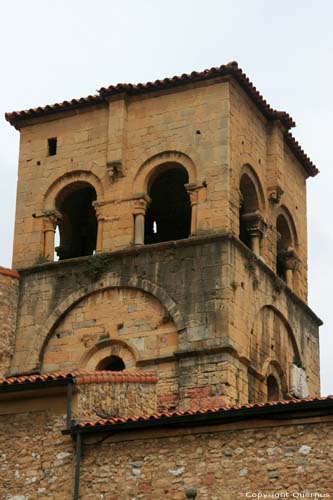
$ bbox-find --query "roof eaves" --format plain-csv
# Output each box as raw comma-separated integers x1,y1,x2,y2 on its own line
67,396,333,435
0,370,158,392
98,62,295,130
5,94,105,129
284,131,319,177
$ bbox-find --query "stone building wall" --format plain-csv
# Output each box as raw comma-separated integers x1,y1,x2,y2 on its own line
9,236,320,405
0,267,19,376
74,378,158,420
5,68,320,407
12,81,230,269
0,400,332,500
229,80,308,301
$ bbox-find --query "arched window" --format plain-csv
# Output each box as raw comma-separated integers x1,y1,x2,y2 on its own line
276,214,292,280
239,174,259,249
96,355,125,371
144,165,191,244
238,171,266,255
267,374,280,401
55,182,97,260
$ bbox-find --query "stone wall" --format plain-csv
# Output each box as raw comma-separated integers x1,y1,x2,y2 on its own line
0,268,19,376
12,81,230,269
74,379,158,420
229,80,308,301
10,236,320,406
0,400,332,500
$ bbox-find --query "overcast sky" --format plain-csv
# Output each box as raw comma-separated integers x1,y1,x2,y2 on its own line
0,0,332,395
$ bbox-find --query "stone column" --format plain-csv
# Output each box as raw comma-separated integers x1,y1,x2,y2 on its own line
241,212,266,257
132,195,151,246
93,203,105,253
185,183,200,236
42,211,62,261
284,249,299,289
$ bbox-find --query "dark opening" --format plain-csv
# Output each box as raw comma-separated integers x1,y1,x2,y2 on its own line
48,137,57,156
239,174,259,249
96,355,125,371
276,215,292,280
55,182,97,260
144,165,191,244
267,375,280,401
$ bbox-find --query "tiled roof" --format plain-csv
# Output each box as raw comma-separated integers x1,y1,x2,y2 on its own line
76,395,333,429
4,61,318,176
5,62,293,129
0,370,157,388
5,94,103,128
0,266,19,279
285,131,319,176
98,61,295,129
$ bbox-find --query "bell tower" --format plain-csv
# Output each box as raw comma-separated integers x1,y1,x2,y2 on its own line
5,62,321,409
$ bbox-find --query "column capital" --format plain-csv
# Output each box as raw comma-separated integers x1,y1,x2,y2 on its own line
40,210,62,231
185,182,207,206
92,201,105,221
241,211,267,237
281,248,299,271
132,194,151,215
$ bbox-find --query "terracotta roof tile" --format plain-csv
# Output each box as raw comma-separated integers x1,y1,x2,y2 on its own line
76,395,333,429
0,266,20,279
4,61,318,176
5,94,103,128
98,61,295,130
0,370,157,387
285,131,319,176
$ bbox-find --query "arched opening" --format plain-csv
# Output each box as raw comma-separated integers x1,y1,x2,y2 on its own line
144,165,191,244
55,182,97,260
239,173,260,250
96,355,125,371
267,374,280,401
276,214,292,280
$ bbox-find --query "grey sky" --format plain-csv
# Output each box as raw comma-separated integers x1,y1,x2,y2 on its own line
1,0,332,394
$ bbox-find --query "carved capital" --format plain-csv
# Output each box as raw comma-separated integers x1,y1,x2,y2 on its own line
268,185,284,205
132,194,151,215
281,248,299,271
185,182,206,206
40,210,62,231
106,160,124,181
241,211,267,237
92,201,105,221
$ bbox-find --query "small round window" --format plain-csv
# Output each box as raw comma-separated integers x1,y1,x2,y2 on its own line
96,355,125,371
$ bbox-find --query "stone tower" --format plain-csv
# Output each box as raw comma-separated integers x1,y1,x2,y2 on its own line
4,61,321,410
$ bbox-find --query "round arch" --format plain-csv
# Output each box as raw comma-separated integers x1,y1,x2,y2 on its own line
80,338,138,370
254,304,302,367
277,205,298,247
262,358,288,396
239,164,266,211
133,151,198,194
44,170,104,211
35,275,186,369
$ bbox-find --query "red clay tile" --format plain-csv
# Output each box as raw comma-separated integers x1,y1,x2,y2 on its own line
0,370,158,386
0,267,20,279
74,395,333,429
4,62,318,177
